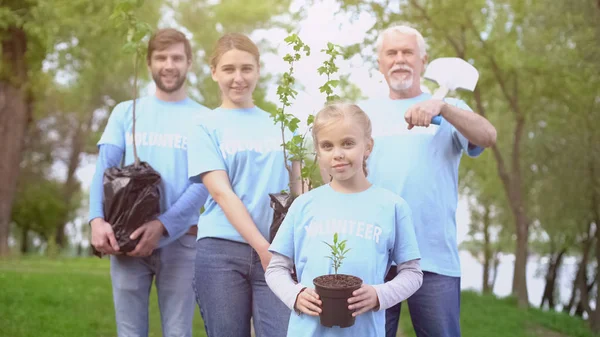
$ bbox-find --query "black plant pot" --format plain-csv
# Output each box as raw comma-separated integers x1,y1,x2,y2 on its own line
313,274,363,328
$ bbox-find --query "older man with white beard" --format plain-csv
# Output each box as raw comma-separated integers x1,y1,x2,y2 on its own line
357,25,497,337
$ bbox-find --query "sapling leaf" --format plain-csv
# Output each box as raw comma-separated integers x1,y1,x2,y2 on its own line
323,233,350,275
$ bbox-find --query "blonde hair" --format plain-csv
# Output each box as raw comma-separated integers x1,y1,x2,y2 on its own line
209,33,260,69
312,103,373,177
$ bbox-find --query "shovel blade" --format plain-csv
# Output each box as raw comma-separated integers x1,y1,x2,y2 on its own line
424,57,479,92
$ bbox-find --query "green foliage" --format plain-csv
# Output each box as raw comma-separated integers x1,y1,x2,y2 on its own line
269,34,311,193
318,42,343,103
271,34,346,194
109,0,153,59
323,233,350,275
1,0,162,253
10,179,73,242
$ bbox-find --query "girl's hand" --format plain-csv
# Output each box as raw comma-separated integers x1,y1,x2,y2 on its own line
295,288,322,316
348,284,379,316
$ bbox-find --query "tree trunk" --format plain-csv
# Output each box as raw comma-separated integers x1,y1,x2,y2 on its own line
589,164,600,332
540,249,566,310
575,237,594,318
575,273,597,318
548,250,566,309
575,302,586,317
482,204,492,294
491,254,500,291
512,204,530,307
482,253,491,294
20,225,29,254
54,113,94,248
0,28,30,257
54,126,84,247
564,228,593,314
564,271,579,315
473,79,530,308
471,25,530,308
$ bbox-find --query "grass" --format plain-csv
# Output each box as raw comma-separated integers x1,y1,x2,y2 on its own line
0,256,207,337
398,290,594,337
1,257,596,337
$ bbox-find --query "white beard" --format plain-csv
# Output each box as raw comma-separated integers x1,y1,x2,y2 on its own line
388,64,414,91
389,78,413,91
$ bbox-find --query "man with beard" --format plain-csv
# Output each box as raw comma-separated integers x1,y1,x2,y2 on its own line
358,26,497,337
89,28,209,337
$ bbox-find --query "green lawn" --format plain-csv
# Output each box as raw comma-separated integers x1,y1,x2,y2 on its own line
0,257,595,337
399,290,594,337
0,257,207,337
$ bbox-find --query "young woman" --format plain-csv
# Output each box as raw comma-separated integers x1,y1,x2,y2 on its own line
265,103,423,337
187,33,299,337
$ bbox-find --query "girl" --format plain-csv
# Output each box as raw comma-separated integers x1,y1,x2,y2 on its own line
187,33,300,337
265,103,423,337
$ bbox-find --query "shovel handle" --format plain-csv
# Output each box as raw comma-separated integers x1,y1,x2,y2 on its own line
431,115,442,125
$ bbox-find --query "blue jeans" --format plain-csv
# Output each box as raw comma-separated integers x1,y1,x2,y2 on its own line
193,238,290,337
385,269,461,337
110,234,197,337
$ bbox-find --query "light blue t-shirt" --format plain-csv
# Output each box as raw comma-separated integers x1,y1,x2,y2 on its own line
98,95,210,247
187,106,291,242
359,93,484,277
269,184,420,337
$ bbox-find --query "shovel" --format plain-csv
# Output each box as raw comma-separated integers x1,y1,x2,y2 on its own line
423,57,479,125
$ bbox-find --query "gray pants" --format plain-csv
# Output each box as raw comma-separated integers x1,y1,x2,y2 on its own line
110,235,197,337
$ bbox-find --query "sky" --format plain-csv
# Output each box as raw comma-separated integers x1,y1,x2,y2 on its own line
64,0,578,307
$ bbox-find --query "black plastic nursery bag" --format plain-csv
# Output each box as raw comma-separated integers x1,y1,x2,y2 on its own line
101,161,161,254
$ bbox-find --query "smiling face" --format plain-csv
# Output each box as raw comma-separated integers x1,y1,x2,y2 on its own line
378,31,427,98
211,48,259,109
316,117,373,187
148,42,191,96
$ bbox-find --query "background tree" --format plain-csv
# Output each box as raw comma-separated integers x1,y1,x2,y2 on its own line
0,0,162,254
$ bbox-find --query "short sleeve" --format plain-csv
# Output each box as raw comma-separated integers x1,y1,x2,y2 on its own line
448,99,484,157
392,201,421,265
269,199,298,260
98,102,130,149
187,116,227,183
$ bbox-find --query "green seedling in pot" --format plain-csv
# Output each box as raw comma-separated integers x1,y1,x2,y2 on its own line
323,233,351,277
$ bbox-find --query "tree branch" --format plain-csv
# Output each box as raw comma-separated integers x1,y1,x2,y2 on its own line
472,86,512,190
466,19,521,119
407,0,464,57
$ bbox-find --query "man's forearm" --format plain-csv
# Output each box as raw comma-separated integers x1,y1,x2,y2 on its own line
441,103,497,148
157,183,208,237
88,144,124,223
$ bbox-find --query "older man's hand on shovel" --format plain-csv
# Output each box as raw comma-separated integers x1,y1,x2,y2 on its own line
406,57,479,129
405,99,447,130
